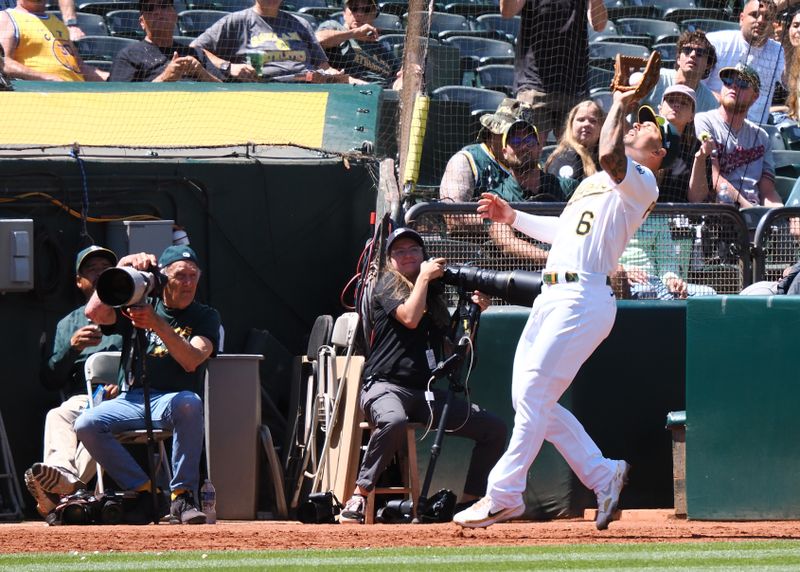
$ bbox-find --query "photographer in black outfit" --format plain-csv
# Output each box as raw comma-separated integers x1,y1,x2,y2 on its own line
339,228,507,524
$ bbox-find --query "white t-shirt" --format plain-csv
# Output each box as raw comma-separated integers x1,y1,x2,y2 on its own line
544,158,659,276
703,30,785,124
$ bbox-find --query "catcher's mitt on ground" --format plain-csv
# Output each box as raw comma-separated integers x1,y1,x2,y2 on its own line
610,51,661,102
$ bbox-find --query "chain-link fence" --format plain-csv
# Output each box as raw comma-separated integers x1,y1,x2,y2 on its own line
753,207,800,282
406,202,752,305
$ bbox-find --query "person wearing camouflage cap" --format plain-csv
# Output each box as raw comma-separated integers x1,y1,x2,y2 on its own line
703,0,785,124
695,62,783,207
439,97,577,205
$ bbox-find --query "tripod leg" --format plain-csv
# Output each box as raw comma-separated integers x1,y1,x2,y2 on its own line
418,388,455,508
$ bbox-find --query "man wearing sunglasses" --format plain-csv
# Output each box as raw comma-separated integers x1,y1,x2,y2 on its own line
704,0,785,124
316,0,401,87
695,63,783,207
646,31,719,115
439,98,577,204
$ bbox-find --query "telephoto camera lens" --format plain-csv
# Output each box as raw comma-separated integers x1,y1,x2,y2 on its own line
101,499,124,525
60,502,91,525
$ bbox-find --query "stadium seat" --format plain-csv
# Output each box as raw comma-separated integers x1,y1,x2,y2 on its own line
652,42,677,62
283,0,326,10
84,59,114,72
75,35,137,61
171,35,196,46
297,6,339,20
77,0,139,16
442,0,498,18
773,150,800,178
763,124,786,151
289,11,318,28
780,123,800,151
105,10,144,38
785,178,800,206
591,89,613,113
662,7,720,23
373,12,403,34
680,18,738,34
475,64,514,95
588,41,649,69
378,0,409,16
443,35,514,70
475,14,520,43
176,9,227,37
431,85,506,118
192,0,248,10
588,19,618,42
615,18,680,45
605,0,659,21
405,11,471,39
48,11,109,35
587,65,614,93
774,176,797,203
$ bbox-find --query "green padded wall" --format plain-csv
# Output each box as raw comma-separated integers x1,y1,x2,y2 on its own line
419,302,685,518
686,296,800,520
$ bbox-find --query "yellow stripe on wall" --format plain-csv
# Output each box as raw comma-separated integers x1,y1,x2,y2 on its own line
0,90,328,147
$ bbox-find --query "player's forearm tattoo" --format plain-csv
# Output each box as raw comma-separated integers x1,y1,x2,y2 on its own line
598,99,628,184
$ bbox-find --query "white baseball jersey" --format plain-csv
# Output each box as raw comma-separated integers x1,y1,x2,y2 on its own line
545,158,658,276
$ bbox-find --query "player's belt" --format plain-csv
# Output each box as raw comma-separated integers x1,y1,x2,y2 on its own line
542,271,611,286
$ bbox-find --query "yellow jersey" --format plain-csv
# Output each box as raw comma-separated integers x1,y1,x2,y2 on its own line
5,8,83,81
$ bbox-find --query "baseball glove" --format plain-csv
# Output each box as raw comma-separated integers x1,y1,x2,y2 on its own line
609,51,661,102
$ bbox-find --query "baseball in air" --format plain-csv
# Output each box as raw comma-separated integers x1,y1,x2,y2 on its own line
629,71,644,86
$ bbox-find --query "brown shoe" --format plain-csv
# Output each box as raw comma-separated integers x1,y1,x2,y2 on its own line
24,468,61,517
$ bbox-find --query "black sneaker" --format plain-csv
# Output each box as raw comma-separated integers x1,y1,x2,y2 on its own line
122,491,159,525
170,492,207,525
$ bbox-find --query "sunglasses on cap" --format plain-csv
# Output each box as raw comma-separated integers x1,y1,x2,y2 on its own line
721,75,752,89
348,2,375,13
680,46,710,58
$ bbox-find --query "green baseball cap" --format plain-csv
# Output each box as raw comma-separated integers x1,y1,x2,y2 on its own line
158,245,199,269
75,245,117,274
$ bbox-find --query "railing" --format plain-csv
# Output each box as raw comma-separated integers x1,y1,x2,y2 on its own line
406,202,752,304
752,206,800,282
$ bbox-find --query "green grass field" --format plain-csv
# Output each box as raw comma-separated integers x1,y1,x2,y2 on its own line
2,541,800,571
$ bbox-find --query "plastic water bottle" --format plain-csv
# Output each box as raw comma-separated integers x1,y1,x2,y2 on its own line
717,183,735,205
200,479,217,524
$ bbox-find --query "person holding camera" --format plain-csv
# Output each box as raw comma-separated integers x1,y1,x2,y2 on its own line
25,245,123,518
455,88,666,530
339,227,507,524
75,245,220,525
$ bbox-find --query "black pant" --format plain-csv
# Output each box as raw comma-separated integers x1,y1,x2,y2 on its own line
356,381,507,497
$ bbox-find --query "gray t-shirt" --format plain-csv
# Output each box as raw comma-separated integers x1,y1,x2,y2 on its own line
192,8,327,80
694,108,774,204
646,69,719,114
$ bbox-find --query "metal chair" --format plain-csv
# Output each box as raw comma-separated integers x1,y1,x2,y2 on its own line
84,351,173,493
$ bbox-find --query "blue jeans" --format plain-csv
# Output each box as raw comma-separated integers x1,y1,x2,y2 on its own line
74,389,203,494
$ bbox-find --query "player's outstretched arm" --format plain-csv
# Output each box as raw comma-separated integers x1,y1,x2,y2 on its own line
599,90,636,184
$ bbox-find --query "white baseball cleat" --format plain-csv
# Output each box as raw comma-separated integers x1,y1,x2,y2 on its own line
595,460,630,530
452,496,525,529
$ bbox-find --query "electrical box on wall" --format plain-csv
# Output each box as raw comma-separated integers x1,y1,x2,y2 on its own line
0,219,34,292
107,220,175,260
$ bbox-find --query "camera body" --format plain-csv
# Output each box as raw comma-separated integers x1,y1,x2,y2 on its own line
441,265,541,307
47,490,133,525
96,266,167,307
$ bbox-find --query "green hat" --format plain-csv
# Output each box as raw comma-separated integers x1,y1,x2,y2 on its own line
75,245,117,274
158,245,199,269
637,105,681,170
479,98,537,137
719,63,761,94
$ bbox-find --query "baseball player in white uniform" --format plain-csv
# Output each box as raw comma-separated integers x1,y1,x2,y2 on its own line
454,89,675,530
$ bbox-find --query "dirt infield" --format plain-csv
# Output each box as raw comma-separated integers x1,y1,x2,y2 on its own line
2,511,800,553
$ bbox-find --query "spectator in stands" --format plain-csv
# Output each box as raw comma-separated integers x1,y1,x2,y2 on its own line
654,85,714,203
741,258,800,294
76,245,220,525
647,31,719,115
611,264,716,300
110,0,223,82
191,0,334,82
440,98,577,203
338,227,506,524
704,0,785,124
781,9,800,119
543,100,604,182
505,0,608,141
696,63,783,207
315,0,401,88
24,246,122,518
0,0,107,81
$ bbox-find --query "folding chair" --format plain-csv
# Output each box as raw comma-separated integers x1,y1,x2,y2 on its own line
84,351,172,493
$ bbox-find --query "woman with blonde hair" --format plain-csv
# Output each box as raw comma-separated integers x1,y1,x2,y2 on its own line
544,100,605,182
